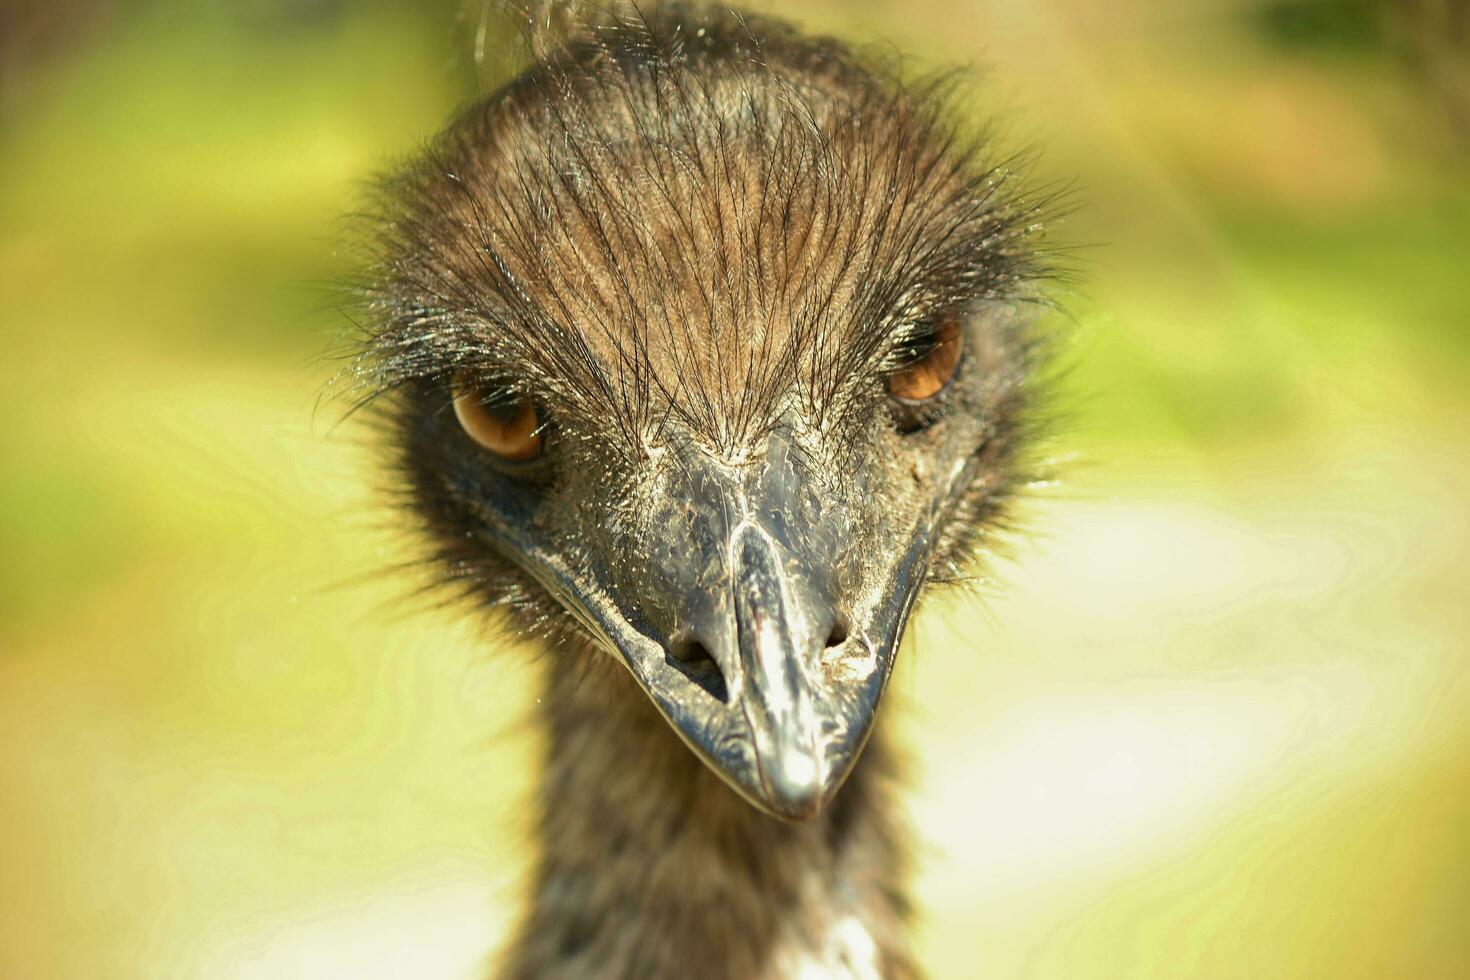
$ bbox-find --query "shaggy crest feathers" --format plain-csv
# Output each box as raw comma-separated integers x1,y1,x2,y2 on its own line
349,2,1052,462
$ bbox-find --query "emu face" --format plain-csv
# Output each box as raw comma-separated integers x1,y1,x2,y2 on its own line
358,10,1045,820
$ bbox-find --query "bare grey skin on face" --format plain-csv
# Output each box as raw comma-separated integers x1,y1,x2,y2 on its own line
348,3,1055,976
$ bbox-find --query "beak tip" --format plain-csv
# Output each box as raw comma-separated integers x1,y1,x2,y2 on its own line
754,749,834,821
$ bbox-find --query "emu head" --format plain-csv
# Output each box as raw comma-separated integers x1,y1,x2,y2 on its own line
353,6,1049,820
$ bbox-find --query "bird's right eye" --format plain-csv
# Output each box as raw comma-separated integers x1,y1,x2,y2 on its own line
452,378,544,463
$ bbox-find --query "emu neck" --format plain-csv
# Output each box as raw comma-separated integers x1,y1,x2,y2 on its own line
502,655,914,980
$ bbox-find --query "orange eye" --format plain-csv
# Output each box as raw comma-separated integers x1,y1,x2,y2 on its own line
887,316,963,403
452,379,544,462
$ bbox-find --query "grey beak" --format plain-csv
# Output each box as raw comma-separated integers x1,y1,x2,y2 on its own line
492,430,933,821
729,519,829,817
630,498,929,820
609,435,933,821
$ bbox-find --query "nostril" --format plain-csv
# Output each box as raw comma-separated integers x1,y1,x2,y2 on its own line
670,636,713,664
665,634,729,704
824,615,850,650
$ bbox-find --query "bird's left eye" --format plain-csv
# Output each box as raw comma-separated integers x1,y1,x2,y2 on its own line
887,314,963,432
452,378,544,462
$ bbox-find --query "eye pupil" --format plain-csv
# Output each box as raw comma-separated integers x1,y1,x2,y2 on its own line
483,399,526,426
887,316,963,404
452,379,544,462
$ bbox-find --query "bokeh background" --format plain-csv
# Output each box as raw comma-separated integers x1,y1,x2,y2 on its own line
2,0,1467,977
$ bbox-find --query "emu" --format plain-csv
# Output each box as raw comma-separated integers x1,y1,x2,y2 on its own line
347,4,1054,976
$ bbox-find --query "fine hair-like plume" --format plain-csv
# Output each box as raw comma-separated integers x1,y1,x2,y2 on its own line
348,2,1056,460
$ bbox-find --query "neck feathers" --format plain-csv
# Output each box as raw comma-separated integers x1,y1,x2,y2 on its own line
501,654,917,979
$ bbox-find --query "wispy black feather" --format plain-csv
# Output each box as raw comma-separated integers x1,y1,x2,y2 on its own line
344,2,1056,461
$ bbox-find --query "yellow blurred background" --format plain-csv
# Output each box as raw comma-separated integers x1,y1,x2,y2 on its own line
2,0,1467,977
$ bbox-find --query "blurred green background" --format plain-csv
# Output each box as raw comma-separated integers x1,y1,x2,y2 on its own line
1,1,1467,977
